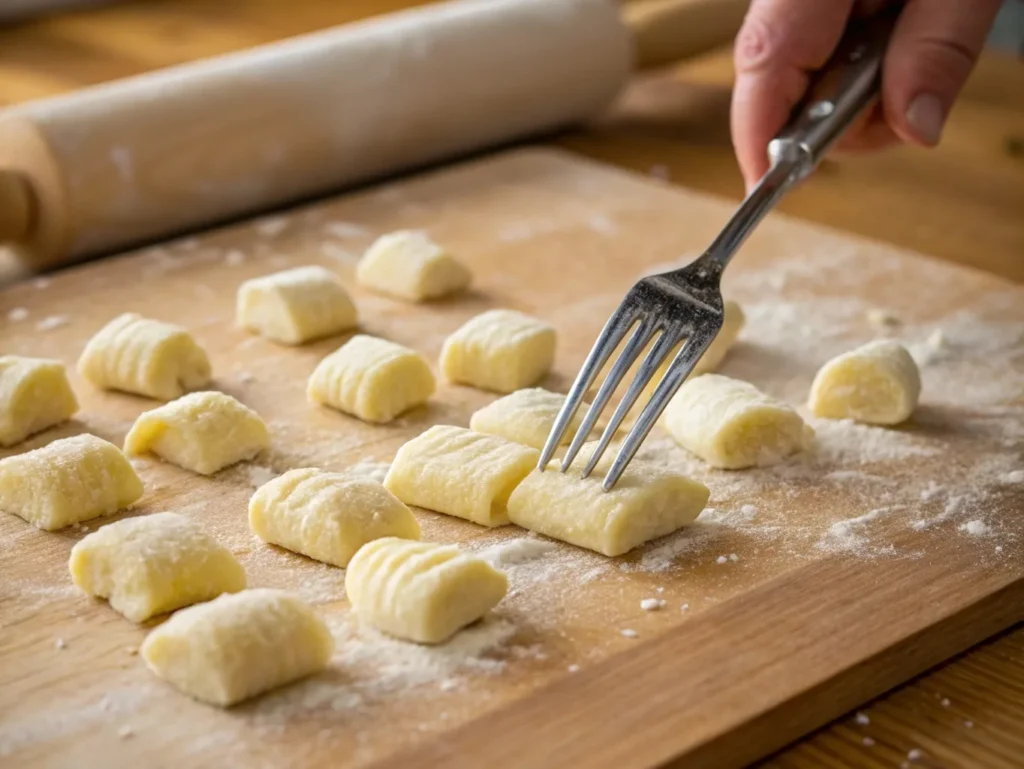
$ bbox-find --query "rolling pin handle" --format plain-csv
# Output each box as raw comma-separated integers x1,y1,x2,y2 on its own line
0,170,34,243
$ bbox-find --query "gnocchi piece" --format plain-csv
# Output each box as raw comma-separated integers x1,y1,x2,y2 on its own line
236,265,357,345
141,589,333,707
78,313,211,400
439,309,556,393
624,299,746,418
694,299,746,376
0,356,78,447
357,230,471,301
69,512,246,622
507,448,709,556
0,434,143,531
384,425,538,527
124,391,269,475
808,340,921,425
345,537,507,644
307,335,435,424
249,468,421,567
469,387,581,450
664,374,813,469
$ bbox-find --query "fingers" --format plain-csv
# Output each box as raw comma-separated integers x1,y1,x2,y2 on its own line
731,0,855,190
881,0,1003,146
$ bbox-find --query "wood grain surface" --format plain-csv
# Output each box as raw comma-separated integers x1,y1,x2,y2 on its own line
2,148,1023,769
0,2,1022,768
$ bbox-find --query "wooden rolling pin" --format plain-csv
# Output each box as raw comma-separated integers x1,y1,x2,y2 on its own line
0,0,749,271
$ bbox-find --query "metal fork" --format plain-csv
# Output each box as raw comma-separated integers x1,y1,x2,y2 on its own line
539,9,900,489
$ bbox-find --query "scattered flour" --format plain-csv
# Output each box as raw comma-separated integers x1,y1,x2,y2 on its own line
224,250,246,266
960,520,990,537
243,464,279,489
620,629,638,639
254,217,289,238
639,598,665,611
477,538,558,568
325,222,371,240
35,315,69,331
1001,470,1024,484
344,461,391,484
819,507,902,556
7,307,27,322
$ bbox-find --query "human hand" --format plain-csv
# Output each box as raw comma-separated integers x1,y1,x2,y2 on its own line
730,0,1004,191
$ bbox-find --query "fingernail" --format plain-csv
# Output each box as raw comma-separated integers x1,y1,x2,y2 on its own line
906,94,945,145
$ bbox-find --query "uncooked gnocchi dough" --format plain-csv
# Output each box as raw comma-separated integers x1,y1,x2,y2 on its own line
0,356,78,447
507,448,709,556
236,265,358,345
624,299,746,417
78,313,212,400
663,374,813,469
307,335,435,423
0,434,143,530
384,425,538,527
249,468,421,567
69,512,246,622
141,588,333,707
124,391,269,475
808,340,921,425
469,387,581,450
357,230,471,301
345,537,507,644
440,309,556,393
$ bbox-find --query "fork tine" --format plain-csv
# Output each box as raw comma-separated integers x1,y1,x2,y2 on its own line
559,319,656,472
537,302,639,470
580,324,686,479
602,328,718,490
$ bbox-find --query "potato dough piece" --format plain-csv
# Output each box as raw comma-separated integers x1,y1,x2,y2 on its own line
249,468,421,567
808,340,921,425
307,335,435,424
469,388,581,450
78,313,211,400
141,589,333,707
236,265,357,345
357,230,471,301
384,425,538,527
624,299,746,417
507,449,709,556
0,356,78,447
345,537,507,644
69,512,246,622
0,434,143,530
440,309,556,393
124,391,269,475
664,374,813,469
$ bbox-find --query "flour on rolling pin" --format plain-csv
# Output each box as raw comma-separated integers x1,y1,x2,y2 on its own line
0,0,632,269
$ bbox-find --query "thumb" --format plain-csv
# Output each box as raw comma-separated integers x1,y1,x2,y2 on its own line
882,0,1002,147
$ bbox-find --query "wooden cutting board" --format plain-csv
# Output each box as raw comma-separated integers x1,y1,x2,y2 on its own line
1,149,1022,769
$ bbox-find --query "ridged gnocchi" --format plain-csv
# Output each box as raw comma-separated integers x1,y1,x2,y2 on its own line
507,448,709,556
345,537,507,644
236,265,358,345
808,340,921,425
0,434,143,530
77,313,212,400
469,387,580,450
124,391,269,475
249,468,421,567
439,309,556,393
307,335,435,424
664,374,813,469
357,230,471,301
141,589,333,707
384,425,538,527
69,512,246,622
0,355,78,447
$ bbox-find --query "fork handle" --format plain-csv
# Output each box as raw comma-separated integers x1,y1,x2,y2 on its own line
768,8,900,180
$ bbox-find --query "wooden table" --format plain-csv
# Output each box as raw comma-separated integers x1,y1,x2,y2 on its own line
0,2,1021,767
